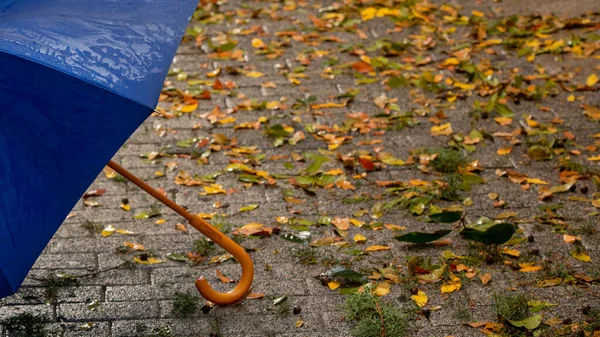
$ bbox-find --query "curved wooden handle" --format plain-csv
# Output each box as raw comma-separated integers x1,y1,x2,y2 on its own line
107,160,254,305
190,217,254,305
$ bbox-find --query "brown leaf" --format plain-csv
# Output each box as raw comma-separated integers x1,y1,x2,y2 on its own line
216,269,236,283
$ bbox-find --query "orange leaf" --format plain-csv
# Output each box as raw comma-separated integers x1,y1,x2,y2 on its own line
216,269,236,283
331,217,350,230
175,223,188,233
352,61,375,73
364,245,390,252
479,273,491,285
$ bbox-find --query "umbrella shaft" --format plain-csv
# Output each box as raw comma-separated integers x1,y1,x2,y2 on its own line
106,160,221,239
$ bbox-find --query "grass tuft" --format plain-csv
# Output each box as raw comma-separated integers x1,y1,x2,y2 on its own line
493,292,529,321
172,291,200,317
1,313,47,337
344,288,407,337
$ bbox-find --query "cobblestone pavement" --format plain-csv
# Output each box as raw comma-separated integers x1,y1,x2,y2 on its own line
2,0,600,336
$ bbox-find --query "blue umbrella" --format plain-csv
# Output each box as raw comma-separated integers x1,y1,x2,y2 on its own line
0,0,254,305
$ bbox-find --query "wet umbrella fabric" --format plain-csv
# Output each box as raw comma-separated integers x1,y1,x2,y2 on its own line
0,0,198,298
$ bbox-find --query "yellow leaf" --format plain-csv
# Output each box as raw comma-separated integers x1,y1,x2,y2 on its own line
453,82,475,90
431,123,453,136
502,248,521,257
497,147,512,156
328,281,341,290
217,117,236,124
441,275,461,294
251,38,266,49
364,245,390,252
411,290,428,307
116,229,135,235
519,263,543,272
373,282,391,296
103,166,117,179
133,257,165,265
494,117,513,126
537,277,562,287
324,168,344,175
101,225,115,237
246,71,265,78
353,234,367,243
592,199,600,208
570,249,591,262
479,273,492,285
120,203,131,211
349,219,364,227
295,320,304,328
180,103,198,113
525,178,548,185
200,184,226,195
155,219,166,225
587,155,600,161
206,68,221,78
567,95,575,102
443,57,460,66
587,73,598,87
310,102,347,109
361,7,377,21
124,242,145,251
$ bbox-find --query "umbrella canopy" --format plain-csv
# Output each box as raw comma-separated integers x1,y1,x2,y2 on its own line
0,0,198,298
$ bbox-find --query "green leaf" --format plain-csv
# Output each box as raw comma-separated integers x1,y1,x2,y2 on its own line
388,76,408,88
134,212,149,220
410,202,426,215
265,124,291,138
460,223,516,245
507,314,542,330
528,300,555,313
527,146,552,161
495,103,514,117
239,204,259,212
323,266,368,286
282,233,306,243
166,253,187,262
429,211,462,223
395,230,452,244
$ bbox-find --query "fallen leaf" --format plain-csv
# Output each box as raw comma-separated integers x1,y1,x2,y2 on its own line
570,249,591,262
353,234,367,243
479,273,491,285
587,73,598,87
411,290,428,307
124,242,145,251
175,223,188,233
246,71,265,78
328,281,341,290
332,217,350,230
507,314,542,330
133,257,165,265
216,269,235,283
519,263,543,272
373,282,391,296
364,245,390,252
431,123,453,136
101,225,115,237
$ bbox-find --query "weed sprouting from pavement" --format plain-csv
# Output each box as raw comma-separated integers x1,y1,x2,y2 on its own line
1,313,48,337
193,237,215,256
345,288,407,337
172,291,200,317
493,292,529,321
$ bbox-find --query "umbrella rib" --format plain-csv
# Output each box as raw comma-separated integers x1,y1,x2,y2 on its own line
106,160,254,305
